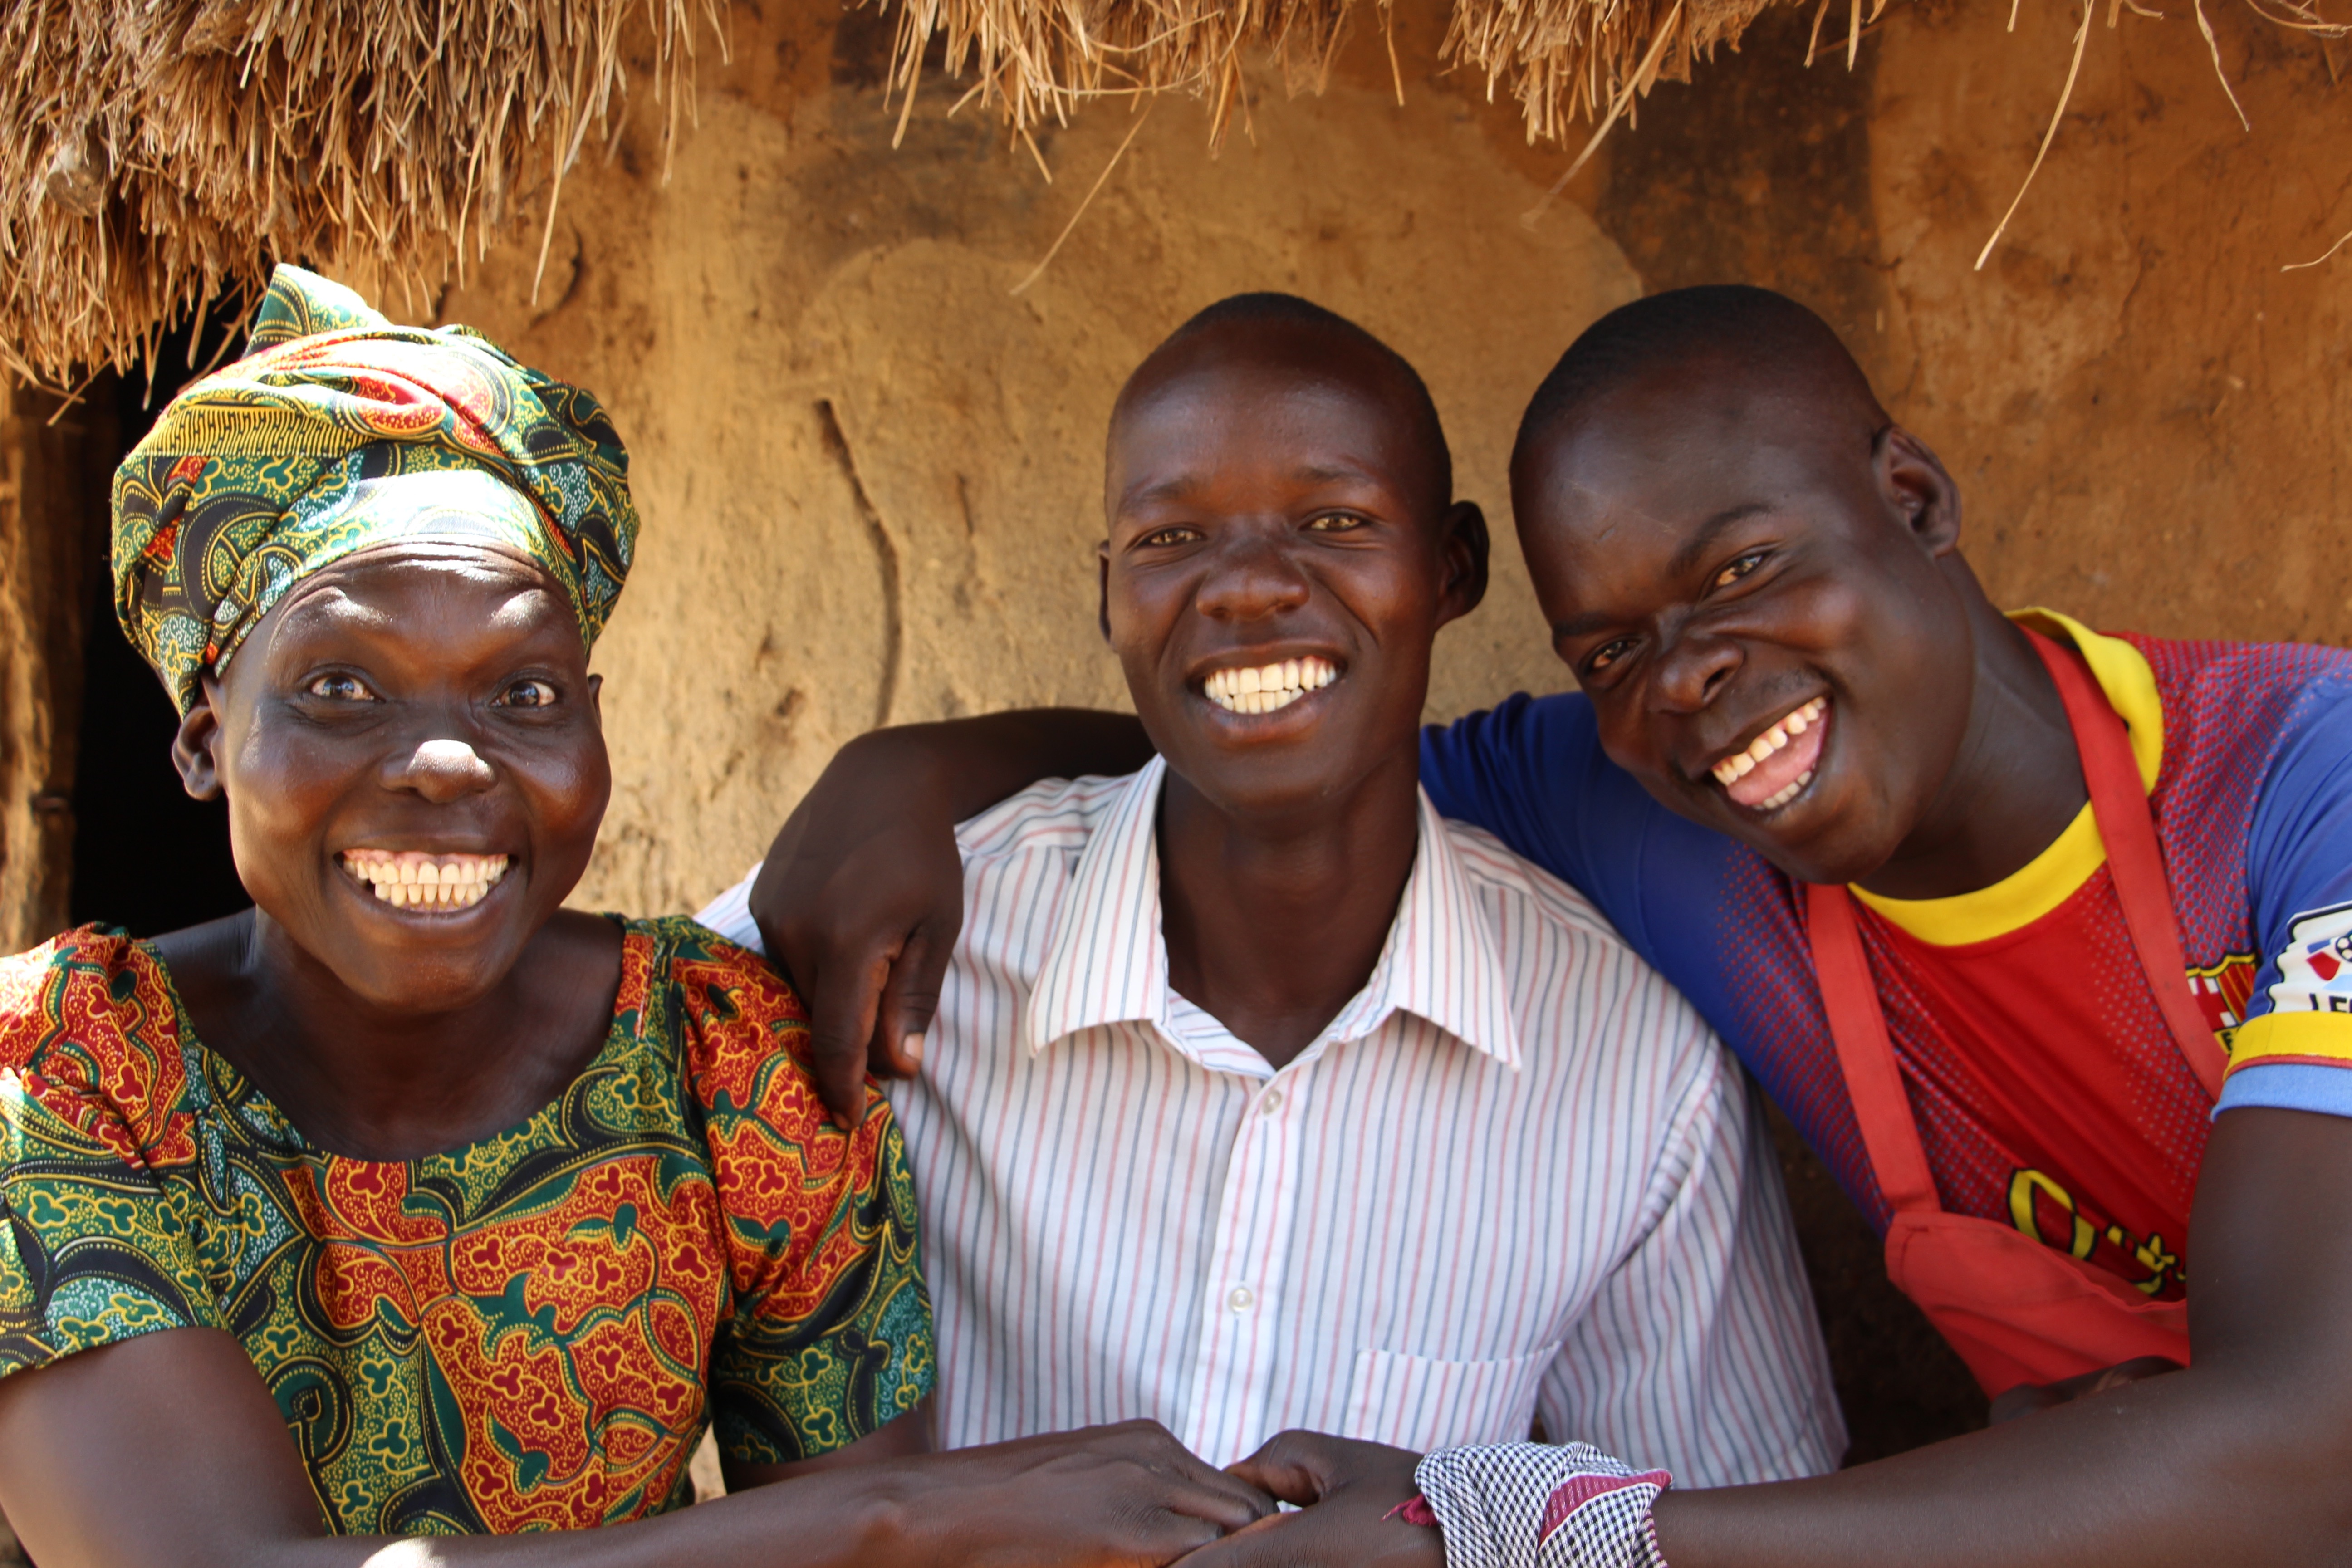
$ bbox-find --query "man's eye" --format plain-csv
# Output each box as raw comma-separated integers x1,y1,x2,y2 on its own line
1714,552,1767,589
305,673,375,702
498,679,559,709
1588,638,1637,674
1305,512,1368,532
1138,526,1201,548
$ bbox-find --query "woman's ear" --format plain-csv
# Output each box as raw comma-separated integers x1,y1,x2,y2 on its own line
171,681,226,801
1435,501,1491,628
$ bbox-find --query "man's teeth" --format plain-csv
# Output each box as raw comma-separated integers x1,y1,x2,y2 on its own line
1205,656,1338,715
1710,696,1828,788
1758,771,1815,812
339,850,511,911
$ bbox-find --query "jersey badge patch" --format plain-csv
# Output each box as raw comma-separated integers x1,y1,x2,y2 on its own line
2268,901,2352,1015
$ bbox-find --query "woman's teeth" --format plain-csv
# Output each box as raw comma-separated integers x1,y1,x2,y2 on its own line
340,850,511,911
1205,656,1337,715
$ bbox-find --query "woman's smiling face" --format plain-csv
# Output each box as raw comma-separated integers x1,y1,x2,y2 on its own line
174,539,611,1009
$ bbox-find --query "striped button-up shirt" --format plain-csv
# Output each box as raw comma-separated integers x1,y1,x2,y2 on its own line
698,760,1843,1483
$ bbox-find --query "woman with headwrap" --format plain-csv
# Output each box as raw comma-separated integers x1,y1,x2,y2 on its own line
0,268,1267,1566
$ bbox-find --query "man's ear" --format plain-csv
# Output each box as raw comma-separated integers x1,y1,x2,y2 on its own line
1878,426,1962,558
1096,541,1112,643
171,680,226,802
1434,501,1491,628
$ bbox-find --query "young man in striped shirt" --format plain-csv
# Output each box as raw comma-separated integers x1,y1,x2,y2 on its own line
700,295,1843,1510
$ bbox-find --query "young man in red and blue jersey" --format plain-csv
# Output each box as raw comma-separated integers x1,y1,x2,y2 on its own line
741,286,2352,1566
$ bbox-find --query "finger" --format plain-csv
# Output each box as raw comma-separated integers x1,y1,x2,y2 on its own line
805,947,891,1129
872,921,952,1079
1114,1423,1279,1522
1225,1431,1337,1507
1153,1471,1278,1533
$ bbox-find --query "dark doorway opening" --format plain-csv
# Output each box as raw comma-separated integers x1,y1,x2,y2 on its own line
68,305,252,936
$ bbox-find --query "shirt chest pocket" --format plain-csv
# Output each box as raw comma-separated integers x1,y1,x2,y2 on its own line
1343,1342,1562,1454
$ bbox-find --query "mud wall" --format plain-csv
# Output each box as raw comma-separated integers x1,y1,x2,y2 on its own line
394,0,2351,924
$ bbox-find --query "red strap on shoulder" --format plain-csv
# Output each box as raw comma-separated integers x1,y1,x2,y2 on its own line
1806,882,1939,1214
2020,628,2226,1101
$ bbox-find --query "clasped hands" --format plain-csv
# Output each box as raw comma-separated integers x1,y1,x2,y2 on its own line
1020,1429,1439,1568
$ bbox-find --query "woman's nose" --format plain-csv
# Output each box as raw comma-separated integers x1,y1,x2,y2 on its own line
389,738,497,803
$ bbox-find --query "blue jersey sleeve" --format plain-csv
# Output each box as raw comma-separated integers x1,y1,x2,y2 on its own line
2217,678,2352,1117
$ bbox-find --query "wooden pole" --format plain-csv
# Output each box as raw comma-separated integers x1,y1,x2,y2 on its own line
0,374,115,953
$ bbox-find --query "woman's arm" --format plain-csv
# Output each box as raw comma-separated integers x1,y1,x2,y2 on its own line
726,1394,934,1491
746,710,1150,1123
0,1329,1264,1568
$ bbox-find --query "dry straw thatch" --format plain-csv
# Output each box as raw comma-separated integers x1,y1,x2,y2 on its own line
1,0,721,387
0,0,1796,384
1,0,2342,385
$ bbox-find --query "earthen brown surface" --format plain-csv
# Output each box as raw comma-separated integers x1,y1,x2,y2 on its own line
415,0,1646,914
378,0,2352,918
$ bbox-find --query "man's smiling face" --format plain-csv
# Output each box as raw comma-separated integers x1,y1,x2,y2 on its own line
1513,356,1979,887
1100,319,1485,820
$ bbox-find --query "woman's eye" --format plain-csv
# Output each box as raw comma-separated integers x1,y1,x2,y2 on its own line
1714,552,1767,589
304,673,375,702
1306,512,1368,532
498,679,559,709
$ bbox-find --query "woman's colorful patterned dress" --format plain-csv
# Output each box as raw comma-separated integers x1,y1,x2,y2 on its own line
0,916,933,1533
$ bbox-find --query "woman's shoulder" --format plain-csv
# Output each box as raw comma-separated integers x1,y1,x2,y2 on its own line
615,914,893,1161
0,926,197,1167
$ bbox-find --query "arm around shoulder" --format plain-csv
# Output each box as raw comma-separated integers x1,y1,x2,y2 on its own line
741,709,1151,1123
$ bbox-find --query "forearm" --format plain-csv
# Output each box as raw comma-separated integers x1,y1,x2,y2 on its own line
1653,1355,2348,1567
231,1468,913,1568
841,709,1153,823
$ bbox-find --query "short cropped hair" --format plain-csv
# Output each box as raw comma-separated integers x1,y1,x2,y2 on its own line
1515,285,1877,464
1162,293,1452,506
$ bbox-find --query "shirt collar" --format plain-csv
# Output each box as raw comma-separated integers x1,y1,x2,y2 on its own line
1022,757,1523,1069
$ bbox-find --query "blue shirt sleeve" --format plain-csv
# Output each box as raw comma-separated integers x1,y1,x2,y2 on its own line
2217,678,2352,1116
1419,692,1737,980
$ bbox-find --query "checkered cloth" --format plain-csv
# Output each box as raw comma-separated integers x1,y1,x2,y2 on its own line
1412,1442,1671,1568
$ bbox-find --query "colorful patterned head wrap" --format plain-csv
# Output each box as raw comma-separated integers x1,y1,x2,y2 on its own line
112,265,637,713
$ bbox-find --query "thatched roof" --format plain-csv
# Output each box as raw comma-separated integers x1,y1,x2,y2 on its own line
2,0,2340,385
2,0,721,387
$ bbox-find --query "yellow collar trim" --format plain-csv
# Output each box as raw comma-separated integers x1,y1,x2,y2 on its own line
1850,609,2164,948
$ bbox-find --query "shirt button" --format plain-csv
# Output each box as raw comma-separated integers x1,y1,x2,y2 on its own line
1228,1285,1255,1313
1258,1090,1283,1116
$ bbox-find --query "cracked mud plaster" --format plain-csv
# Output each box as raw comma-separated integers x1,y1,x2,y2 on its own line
385,0,2348,927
